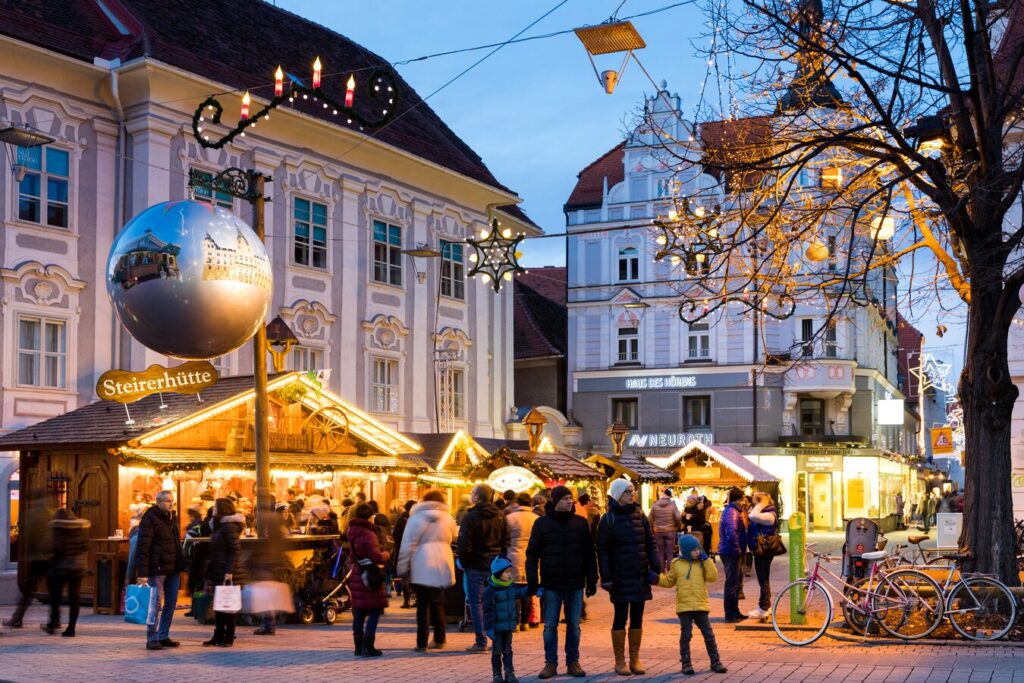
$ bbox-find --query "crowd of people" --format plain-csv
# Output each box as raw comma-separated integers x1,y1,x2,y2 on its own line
2,481,792,680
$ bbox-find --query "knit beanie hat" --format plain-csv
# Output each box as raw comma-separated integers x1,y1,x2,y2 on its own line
678,533,703,557
490,556,514,585
607,478,631,501
550,485,573,507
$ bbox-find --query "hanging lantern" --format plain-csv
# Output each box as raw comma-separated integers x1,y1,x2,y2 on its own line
805,240,829,262
573,21,646,95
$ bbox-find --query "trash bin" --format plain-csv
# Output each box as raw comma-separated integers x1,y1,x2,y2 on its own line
94,551,125,614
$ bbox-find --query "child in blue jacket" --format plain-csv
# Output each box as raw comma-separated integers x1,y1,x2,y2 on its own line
483,556,529,683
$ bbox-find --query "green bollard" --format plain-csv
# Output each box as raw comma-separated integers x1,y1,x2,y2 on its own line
788,511,806,624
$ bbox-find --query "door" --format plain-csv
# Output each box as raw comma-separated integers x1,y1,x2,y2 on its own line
810,472,834,531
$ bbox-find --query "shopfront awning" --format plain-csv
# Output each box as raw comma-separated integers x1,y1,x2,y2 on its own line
656,442,780,485
120,448,426,474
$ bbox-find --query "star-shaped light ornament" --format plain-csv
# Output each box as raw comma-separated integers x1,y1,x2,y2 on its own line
908,353,954,395
466,217,526,293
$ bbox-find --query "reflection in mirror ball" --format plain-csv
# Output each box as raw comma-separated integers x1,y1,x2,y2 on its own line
106,200,273,359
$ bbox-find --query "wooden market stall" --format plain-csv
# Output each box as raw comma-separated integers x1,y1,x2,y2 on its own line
462,446,607,494
583,451,677,509
0,371,424,605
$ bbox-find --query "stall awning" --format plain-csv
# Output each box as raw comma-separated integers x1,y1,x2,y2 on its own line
585,453,677,483
464,446,605,482
122,448,426,474
657,442,780,484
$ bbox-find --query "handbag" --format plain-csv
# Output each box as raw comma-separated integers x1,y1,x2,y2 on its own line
213,581,243,613
358,557,386,591
242,581,295,614
755,532,787,557
124,583,157,625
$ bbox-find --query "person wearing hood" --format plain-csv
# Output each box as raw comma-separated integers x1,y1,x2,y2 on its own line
396,489,458,652
483,556,530,683
525,485,598,679
717,487,749,623
504,491,538,631
657,534,726,675
42,508,90,637
204,498,246,648
348,503,391,657
746,492,779,619
649,488,682,573
457,484,509,653
597,478,658,676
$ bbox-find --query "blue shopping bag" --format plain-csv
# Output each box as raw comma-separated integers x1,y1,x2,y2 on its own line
124,583,157,625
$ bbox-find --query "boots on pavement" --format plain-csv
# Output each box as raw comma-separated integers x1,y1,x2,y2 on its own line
628,629,646,675
611,629,631,675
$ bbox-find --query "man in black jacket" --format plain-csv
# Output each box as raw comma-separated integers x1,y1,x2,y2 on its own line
526,486,598,679
134,490,185,650
457,484,509,652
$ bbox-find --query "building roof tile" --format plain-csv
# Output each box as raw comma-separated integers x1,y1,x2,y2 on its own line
514,270,567,360
565,142,625,211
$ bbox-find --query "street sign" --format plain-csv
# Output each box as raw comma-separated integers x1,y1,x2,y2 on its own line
931,427,954,454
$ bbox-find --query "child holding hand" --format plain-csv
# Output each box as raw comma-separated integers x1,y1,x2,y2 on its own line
483,556,530,683
657,533,727,675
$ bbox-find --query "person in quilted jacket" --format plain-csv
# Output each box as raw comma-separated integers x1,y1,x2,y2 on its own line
43,508,90,637
717,487,749,622
204,498,246,648
347,503,391,657
656,534,726,675
483,556,529,683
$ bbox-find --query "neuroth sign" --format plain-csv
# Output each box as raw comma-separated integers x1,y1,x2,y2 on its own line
97,361,218,403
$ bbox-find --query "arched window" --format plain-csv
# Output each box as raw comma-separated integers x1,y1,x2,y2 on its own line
617,246,639,281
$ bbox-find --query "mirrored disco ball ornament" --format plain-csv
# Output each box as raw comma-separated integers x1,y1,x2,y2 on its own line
106,200,273,359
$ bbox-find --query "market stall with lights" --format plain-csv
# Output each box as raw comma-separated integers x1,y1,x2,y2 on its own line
582,421,677,509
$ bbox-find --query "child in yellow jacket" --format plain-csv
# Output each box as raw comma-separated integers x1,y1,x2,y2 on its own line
657,533,726,675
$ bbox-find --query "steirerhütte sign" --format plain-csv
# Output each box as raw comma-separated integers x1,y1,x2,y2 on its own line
97,362,218,403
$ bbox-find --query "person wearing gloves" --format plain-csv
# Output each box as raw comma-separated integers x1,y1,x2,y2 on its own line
746,492,779,619
717,487,749,622
483,556,530,683
597,478,658,676
657,534,726,675
648,488,682,573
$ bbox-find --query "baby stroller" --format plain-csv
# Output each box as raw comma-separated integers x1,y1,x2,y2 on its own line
296,542,352,625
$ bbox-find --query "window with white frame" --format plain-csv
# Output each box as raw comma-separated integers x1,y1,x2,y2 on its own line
683,395,711,428
18,146,69,228
17,315,66,388
287,345,324,372
825,319,838,358
190,167,234,209
687,322,711,359
617,246,639,281
800,318,814,357
371,357,399,413
617,326,640,363
293,198,328,269
373,220,402,286
439,367,465,419
440,240,465,300
209,353,232,376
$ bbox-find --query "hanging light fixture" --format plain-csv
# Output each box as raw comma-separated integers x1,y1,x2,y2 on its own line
574,20,646,94
466,217,526,293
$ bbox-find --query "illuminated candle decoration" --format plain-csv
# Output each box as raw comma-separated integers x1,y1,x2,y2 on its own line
345,74,356,108
274,66,284,97
313,57,322,89
241,91,251,120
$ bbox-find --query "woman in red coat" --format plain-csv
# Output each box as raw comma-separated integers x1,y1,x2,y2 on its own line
347,503,390,657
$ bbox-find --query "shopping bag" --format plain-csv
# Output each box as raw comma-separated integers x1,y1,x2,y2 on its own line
213,582,242,613
124,583,157,625
242,581,295,614
191,591,214,624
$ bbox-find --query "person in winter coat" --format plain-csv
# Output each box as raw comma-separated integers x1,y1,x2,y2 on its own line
526,485,598,679
504,491,538,630
649,488,682,573
134,490,185,650
396,490,458,651
745,492,778,619
3,494,52,629
657,534,726,675
42,508,90,637
204,498,246,647
484,556,530,683
348,503,391,657
392,499,416,609
457,484,509,652
597,478,658,677
717,487,748,622
683,496,711,558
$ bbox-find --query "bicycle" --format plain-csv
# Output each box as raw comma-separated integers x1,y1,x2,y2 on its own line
884,534,955,568
771,544,944,646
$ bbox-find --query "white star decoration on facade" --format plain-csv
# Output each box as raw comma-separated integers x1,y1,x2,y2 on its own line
908,353,953,395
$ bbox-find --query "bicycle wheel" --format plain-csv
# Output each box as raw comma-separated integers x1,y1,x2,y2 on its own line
873,569,944,640
947,577,1017,641
842,578,883,635
772,580,832,646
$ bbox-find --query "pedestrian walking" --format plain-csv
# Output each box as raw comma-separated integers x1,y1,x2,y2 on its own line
3,494,53,629
649,488,682,573
42,508,90,637
396,489,458,652
746,492,778,619
504,491,537,630
894,492,905,529
597,478,658,676
483,556,530,683
392,499,416,609
348,503,391,657
525,485,597,679
456,484,509,653
657,534,727,675
133,490,185,650
717,487,748,623
204,498,246,648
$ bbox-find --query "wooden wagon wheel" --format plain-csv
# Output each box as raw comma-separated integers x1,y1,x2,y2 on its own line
303,406,349,454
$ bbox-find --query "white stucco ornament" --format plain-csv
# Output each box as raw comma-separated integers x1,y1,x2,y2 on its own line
106,200,272,359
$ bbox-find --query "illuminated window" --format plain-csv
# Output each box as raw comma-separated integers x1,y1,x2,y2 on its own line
440,367,465,419
820,167,843,189
18,147,69,227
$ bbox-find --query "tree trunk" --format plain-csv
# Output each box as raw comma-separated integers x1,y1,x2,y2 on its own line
959,287,1019,586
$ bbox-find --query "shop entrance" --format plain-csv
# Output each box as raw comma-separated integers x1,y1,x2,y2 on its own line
797,471,839,531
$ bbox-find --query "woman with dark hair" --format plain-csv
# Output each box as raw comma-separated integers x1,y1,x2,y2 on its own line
348,503,391,656
204,498,246,647
43,508,90,637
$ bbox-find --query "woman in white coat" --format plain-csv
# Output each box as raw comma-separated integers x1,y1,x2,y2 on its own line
396,489,459,651
505,490,539,629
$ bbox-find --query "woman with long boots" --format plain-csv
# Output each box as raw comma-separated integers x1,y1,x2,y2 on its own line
42,508,90,637
597,479,658,676
348,503,391,656
204,498,246,647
